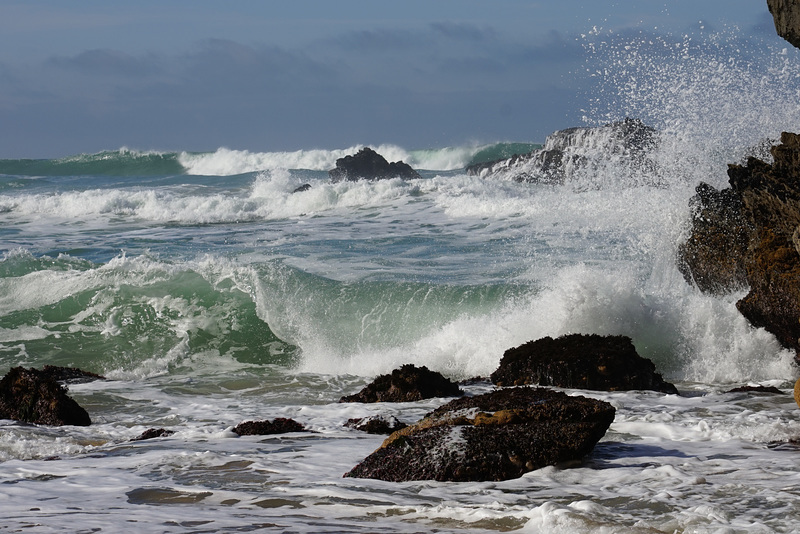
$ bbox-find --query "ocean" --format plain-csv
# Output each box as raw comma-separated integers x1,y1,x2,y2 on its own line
2,29,800,533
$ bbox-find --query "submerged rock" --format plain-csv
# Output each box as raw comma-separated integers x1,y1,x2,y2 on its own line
679,133,800,356
345,415,407,435
232,418,306,436
339,364,463,403
131,428,175,441
329,147,420,182
725,385,783,395
490,334,678,394
344,387,615,482
466,118,658,185
0,366,91,426
292,183,312,193
40,365,105,384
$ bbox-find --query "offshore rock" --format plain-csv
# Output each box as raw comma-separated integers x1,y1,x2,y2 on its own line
329,147,420,182
466,118,658,185
490,334,678,394
0,366,91,426
232,418,306,436
768,0,800,49
339,364,463,403
681,133,800,355
344,387,615,482
345,415,408,434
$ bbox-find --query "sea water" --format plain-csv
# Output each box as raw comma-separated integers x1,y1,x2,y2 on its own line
2,28,800,533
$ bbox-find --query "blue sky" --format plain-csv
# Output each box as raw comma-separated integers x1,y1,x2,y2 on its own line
0,1,786,158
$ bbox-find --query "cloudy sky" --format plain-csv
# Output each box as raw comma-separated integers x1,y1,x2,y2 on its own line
0,1,786,158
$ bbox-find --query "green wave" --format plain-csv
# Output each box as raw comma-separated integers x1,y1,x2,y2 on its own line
0,150,186,177
467,143,541,167
0,253,295,377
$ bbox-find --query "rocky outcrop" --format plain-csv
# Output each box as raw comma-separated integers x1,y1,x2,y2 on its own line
490,334,678,394
329,147,420,182
232,418,306,436
339,364,463,403
0,366,91,426
466,118,658,185
768,0,800,48
344,387,615,482
679,133,800,355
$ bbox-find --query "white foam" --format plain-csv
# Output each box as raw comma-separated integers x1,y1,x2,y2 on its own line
178,143,479,175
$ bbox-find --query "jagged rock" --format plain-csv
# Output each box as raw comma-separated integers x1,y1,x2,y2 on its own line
292,183,311,193
345,415,407,434
232,418,306,436
339,364,463,403
681,133,800,355
794,378,800,409
131,428,175,441
768,0,800,49
466,118,658,185
344,387,615,482
0,367,91,426
490,334,678,394
329,147,420,182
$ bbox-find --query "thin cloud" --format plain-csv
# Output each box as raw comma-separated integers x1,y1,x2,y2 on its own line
430,22,498,42
47,49,161,77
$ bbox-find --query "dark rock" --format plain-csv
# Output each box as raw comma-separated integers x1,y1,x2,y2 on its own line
725,385,783,395
339,364,463,403
232,417,306,436
0,367,91,426
329,147,420,182
676,182,752,293
292,183,312,193
345,415,407,434
40,365,105,384
490,334,678,394
768,0,800,49
131,428,175,441
467,118,658,185
344,386,615,482
680,133,800,356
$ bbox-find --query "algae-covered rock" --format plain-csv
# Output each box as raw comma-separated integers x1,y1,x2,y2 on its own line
344,387,614,482
490,334,678,394
339,364,463,403
0,366,91,426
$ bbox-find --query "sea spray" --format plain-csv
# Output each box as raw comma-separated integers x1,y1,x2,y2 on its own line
580,25,800,185
178,143,535,175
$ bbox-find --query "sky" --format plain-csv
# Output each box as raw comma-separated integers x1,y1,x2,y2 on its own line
0,1,788,158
